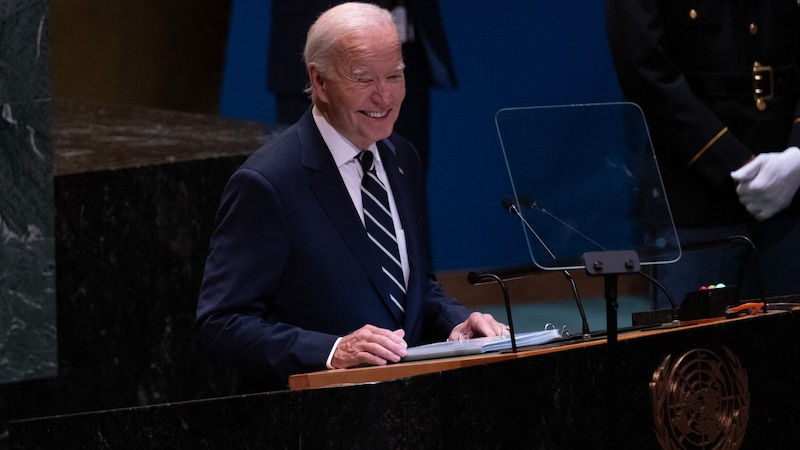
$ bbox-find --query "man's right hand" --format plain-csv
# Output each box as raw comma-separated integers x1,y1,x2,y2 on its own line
330,325,408,369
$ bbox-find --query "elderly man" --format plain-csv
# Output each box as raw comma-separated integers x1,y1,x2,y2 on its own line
196,2,505,393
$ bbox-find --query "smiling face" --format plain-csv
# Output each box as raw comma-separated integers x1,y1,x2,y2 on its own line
309,28,406,150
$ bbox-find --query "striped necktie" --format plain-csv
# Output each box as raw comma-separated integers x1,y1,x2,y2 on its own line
358,150,406,322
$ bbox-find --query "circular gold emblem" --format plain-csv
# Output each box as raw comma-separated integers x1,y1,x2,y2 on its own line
651,347,749,449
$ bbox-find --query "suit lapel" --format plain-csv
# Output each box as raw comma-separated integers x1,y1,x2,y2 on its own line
299,116,405,326
298,117,372,269
378,139,419,246
378,139,424,329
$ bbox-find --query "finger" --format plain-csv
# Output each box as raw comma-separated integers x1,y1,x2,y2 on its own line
447,325,467,341
368,341,407,363
333,337,405,368
469,312,507,337
351,350,392,367
730,155,764,181
347,336,406,364
387,328,406,343
493,322,511,336
735,179,754,196
477,314,509,336
366,328,408,356
355,324,402,343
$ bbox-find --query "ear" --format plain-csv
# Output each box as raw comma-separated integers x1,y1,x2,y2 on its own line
308,63,330,104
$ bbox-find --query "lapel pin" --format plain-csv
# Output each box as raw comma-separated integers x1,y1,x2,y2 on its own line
398,167,404,175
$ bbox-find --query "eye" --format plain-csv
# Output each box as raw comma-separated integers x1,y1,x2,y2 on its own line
386,71,404,82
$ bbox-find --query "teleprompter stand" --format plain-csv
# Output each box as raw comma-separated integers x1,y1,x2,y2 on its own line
581,249,641,352
582,249,641,450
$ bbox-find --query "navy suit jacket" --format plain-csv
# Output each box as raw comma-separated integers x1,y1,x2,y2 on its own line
196,110,470,391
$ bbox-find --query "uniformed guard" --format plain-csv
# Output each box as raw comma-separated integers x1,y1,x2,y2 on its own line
605,1,800,307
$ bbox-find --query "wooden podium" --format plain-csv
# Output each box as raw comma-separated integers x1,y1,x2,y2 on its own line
12,305,800,449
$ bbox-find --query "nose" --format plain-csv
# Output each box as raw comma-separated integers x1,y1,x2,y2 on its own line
371,79,392,103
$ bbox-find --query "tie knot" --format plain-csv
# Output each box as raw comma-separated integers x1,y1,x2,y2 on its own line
358,150,374,174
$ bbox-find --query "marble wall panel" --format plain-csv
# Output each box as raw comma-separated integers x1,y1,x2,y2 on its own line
0,99,277,448
0,0,56,384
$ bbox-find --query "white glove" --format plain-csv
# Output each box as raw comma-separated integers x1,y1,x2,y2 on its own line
730,146,800,221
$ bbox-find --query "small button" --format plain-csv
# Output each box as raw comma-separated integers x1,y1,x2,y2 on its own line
689,9,698,19
749,23,758,35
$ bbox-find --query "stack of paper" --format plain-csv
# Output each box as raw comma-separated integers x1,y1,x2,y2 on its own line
401,327,564,362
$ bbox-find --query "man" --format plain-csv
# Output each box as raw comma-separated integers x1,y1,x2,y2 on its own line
605,1,800,307
196,2,505,393
267,0,458,176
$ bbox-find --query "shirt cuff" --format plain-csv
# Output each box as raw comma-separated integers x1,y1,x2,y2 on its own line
325,337,343,369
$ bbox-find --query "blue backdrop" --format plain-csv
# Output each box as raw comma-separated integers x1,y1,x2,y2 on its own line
219,0,626,272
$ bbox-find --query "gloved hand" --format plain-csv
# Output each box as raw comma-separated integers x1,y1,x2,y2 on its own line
730,146,800,221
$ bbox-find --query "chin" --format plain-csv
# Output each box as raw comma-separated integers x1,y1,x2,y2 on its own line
366,125,394,141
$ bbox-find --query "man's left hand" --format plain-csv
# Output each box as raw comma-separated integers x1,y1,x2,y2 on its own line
448,312,508,341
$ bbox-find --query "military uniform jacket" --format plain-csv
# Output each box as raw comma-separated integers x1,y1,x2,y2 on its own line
606,0,800,226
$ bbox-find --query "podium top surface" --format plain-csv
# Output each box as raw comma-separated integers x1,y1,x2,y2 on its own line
52,99,282,176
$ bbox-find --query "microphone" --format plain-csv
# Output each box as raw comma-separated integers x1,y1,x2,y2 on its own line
514,193,607,252
502,197,559,260
502,196,592,340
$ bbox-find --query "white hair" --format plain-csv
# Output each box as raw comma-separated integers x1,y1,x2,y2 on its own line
303,2,400,97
